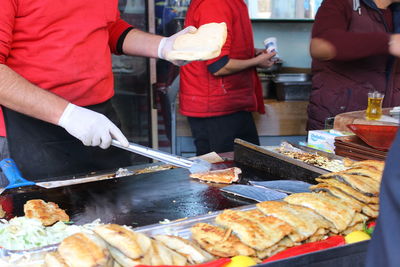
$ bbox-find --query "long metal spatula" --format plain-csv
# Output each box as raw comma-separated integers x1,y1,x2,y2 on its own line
111,140,211,173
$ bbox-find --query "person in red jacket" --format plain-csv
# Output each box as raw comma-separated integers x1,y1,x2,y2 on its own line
0,0,195,180
179,0,276,156
307,0,400,130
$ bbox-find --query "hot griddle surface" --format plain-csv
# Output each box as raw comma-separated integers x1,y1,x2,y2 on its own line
1,168,248,227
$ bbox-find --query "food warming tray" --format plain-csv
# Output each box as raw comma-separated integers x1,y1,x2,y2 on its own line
0,202,369,267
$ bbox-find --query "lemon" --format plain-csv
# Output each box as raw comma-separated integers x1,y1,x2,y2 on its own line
345,231,371,244
224,255,257,267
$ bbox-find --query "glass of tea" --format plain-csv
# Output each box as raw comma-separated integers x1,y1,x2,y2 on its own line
366,91,384,120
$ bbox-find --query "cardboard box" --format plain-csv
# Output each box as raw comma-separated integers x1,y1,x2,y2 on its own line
307,130,352,153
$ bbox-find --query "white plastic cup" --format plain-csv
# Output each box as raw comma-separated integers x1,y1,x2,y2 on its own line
264,37,279,61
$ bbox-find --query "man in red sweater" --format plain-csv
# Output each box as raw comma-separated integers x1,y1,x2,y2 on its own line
307,0,400,130
179,0,276,155
0,0,194,179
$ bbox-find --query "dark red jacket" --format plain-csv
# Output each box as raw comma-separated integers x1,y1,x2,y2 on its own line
179,0,264,117
307,0,400,130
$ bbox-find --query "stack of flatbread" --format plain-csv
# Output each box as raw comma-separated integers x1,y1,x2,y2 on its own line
190,160,383,260
45,224,214,267
308,159,382,224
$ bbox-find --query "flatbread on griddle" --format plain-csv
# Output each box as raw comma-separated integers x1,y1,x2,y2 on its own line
190,167,241,184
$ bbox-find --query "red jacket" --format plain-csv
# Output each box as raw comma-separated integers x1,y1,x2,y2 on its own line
307,0,400,130
179,0,265,117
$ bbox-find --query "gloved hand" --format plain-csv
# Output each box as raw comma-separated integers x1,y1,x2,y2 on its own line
158,26,197,66
58,103,129,149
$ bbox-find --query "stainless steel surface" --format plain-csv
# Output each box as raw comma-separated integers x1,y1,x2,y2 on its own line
271,73,312,101
36,173,117,189
0,244,57,258
111,140,211,173
272,73,311,82
0,204,255,264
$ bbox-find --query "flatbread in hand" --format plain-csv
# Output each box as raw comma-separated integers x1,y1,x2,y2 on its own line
166,22,227,61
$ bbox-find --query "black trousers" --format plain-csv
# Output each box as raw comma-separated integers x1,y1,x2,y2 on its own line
3,100,131,181
188,111,259,156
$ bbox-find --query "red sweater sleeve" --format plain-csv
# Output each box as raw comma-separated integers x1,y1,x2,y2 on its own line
108,10,134,55
312,0,390,61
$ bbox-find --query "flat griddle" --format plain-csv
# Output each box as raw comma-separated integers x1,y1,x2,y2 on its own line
0,167,250,226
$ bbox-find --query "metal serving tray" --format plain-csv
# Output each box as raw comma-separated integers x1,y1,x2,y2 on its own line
0,203,369,267
272,73,311,83
0,204,256,266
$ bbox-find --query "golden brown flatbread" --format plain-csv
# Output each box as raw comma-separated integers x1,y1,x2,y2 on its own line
284,192,358,232
310,183,378,218
94,224,151,260
190,167,241,184
342,167,382,183
315,178,379,204
153,235,214,264
256,201,331,242
45,252,69,267
58,233,112,267
319,173,380,196
256,237,297,259
350,160,385,173
141,239,188,266
241,210,293,243
215,209,288,250
24,199,69,226
191,223,255,257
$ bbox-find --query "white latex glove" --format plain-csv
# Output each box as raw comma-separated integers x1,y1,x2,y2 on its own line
58,103,129,149
158,26,197,66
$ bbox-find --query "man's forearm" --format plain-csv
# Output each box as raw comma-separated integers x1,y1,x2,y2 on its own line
0,64,68,125
213,58,258,76
122,29,163,58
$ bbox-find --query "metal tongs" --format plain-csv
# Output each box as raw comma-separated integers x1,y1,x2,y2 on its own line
111,140,211,174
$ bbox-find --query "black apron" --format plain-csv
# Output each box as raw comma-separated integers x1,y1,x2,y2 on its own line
365,130,400,267
3,100,132,181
